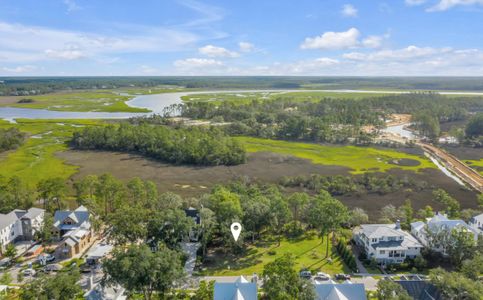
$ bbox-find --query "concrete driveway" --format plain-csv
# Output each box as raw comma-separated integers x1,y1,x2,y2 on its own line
181,242,200,276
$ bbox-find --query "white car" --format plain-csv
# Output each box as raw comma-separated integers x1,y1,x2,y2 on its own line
314,272,331,281
22,268,36,276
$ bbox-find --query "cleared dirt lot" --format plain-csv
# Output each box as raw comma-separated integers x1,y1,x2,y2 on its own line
58,150,478,218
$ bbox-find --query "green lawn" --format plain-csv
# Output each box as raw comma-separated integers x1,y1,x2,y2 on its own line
236,137,436,174
464,159,483,175
181,90,391,105
201,232,350,276
0,119,102,186
1,91,149,113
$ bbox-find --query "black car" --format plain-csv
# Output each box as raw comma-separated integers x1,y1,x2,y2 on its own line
335,273,351,280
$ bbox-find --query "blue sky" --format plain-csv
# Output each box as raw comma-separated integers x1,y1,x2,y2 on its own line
0,0,483,76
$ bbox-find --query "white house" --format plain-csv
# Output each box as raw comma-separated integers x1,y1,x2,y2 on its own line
469,213,483,234
0,208,44,252
411,213,479,255
354,221,423,265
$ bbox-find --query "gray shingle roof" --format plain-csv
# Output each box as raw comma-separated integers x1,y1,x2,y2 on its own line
53,205,90,230
395,280,443,300
0,207,45,230
0,211,20,230
22,207,44,219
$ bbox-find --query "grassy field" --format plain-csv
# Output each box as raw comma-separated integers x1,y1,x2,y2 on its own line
202,232,349,276
116,86,186,95
236,137,436,174
181,90,391,105
0,119,102,186
0,91,149,113
465,159,483,175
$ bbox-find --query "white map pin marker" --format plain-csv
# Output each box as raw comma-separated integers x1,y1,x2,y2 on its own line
230,222,242,241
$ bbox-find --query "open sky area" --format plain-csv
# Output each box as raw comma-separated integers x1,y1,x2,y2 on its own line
1,0,483,76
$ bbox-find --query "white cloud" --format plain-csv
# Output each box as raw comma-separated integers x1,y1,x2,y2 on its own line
427,0,483,11
174,58,224,68
343,45,451,61
301,28,386,50
45,48,86,60
405,0,427,5
341,4,358,17
301,28,360,50
362,36,384,48
139,65,158,75
0,21,199,63
2,65,37,73
239,42,255,53
198,45,239,57
177,0,225,27
63,0,81,12
172,45,483,76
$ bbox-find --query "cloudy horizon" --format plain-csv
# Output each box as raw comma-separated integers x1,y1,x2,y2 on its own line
1,0,483,76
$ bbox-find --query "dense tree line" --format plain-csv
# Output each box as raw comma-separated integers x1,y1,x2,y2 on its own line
463,113,483,147
0,175,34,213
71,123,246,166
178,97,382,144
280,173,429,196
145,92,482,144
4,77,483,96
0,127,25,152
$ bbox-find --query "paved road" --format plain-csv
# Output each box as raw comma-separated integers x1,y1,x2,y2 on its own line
419,142,483,192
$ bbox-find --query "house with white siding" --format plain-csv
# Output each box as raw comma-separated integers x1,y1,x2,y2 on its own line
354,221,423,265
411,212,480,255
0,208,44,252
469,213,483,234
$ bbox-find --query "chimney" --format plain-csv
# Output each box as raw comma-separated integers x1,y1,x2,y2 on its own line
395,220,401,230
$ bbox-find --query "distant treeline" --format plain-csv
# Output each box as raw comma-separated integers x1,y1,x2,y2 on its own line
4,76,483,96
71,124,246,166
171,93,482,143
0,127,25,152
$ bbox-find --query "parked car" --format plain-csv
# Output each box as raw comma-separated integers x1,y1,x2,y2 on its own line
335,274,351,280
314,272,331,281
37,254,55,264
22,268,36,276
299,270,312,279
0,257,11,267
44,264,62,273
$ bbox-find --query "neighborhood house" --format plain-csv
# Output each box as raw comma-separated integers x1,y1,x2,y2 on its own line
354,221,423,265
214,276,257,300
53,206,92,258
314,281,367,300
469,212,483,234
0,208,44,252
411,212,480,255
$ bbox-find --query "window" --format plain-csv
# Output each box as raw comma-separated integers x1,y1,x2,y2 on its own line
371,238,377,243
380,250,385,254
388,237,396,241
